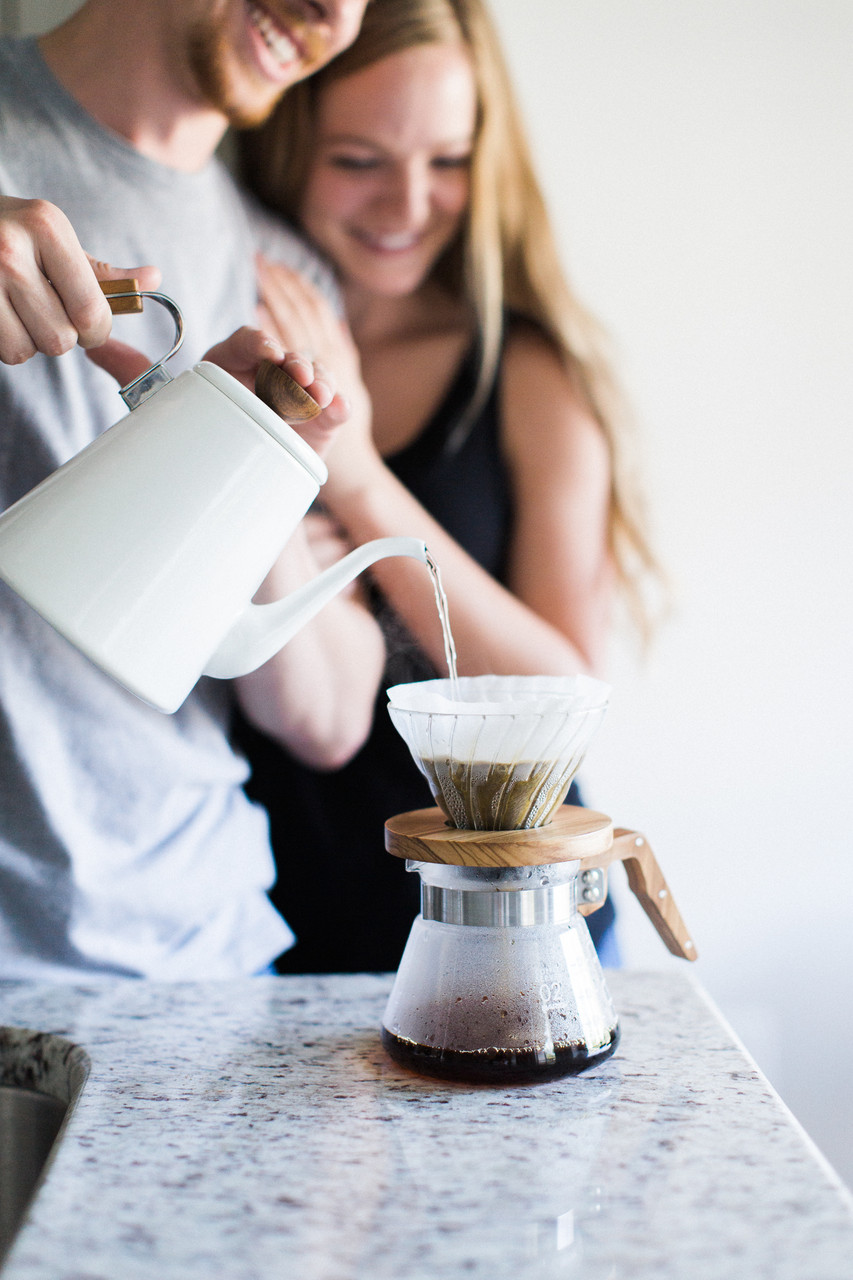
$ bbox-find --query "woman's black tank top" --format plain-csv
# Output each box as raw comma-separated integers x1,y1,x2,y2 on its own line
233,334,614,972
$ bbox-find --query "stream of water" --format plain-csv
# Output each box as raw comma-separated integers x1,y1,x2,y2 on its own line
424,550,459,699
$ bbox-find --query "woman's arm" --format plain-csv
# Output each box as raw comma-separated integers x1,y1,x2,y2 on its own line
199,325,387,768
233,516,386,770
319,324,613,678
499,323,614,671
252,258,613,678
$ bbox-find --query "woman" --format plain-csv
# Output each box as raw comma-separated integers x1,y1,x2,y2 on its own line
235,0,658,972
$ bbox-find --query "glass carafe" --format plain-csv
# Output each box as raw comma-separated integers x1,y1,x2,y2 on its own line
381,858,619,1084
381,807,697,1084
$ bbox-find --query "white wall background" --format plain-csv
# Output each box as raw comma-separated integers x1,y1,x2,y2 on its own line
486,0,853,1189
4,0,852,1188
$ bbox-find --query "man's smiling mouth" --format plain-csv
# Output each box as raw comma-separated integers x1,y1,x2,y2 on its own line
246,1,301,68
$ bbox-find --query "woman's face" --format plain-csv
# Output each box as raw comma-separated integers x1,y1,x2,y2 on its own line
300,43,477,300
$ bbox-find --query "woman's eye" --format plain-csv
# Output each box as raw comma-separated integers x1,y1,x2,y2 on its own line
328,154,381,171
432,155,472,171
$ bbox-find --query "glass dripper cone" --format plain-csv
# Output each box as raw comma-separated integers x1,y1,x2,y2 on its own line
387,674,610,830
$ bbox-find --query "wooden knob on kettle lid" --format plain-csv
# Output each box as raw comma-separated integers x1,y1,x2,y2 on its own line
254,359,323,423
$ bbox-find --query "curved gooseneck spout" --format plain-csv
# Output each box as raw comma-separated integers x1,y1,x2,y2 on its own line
203,536,428,680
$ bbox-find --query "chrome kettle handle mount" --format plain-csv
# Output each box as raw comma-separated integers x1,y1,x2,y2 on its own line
100,279,184,410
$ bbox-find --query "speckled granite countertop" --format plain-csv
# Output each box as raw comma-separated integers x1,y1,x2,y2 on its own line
0,971,851,1280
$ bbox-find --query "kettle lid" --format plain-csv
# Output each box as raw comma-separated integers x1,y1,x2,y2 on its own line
194,361,328,485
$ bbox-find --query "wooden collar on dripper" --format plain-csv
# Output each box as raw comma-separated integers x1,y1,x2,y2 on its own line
385,805,697,962
100,279,323,423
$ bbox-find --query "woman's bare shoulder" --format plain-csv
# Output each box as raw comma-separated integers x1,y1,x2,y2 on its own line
500,321,607,474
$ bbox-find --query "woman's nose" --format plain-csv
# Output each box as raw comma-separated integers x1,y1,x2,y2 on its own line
381,162,431,224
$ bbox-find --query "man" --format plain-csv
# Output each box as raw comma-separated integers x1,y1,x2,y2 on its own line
0,0,381,979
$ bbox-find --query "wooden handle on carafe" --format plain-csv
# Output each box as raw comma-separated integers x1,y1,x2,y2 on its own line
579,829,697,960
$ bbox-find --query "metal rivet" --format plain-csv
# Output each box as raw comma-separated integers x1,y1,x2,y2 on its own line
658,888,668,899
582,887,600,902
635,837,644,847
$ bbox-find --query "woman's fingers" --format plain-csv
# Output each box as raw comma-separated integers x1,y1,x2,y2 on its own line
255,254,339,356
280,353,337,408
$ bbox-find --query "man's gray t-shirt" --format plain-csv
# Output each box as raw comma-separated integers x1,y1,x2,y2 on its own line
0,37,333,979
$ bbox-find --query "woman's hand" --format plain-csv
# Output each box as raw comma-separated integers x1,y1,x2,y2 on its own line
256,255,357,374
201,326,350,458
255,256,378,474
236,514,384,768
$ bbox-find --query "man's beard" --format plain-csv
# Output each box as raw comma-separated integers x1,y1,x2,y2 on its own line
187,18,284,129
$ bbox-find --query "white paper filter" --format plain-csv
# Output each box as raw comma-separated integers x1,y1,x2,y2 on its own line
387,675,610,830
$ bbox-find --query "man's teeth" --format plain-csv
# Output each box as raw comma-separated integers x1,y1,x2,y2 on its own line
247,1,299,65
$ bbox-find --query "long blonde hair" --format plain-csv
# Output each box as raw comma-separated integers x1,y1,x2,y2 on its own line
238,0,661,630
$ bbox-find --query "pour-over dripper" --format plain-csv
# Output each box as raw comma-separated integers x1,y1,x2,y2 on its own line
381,675,698,1085
387,674,610,830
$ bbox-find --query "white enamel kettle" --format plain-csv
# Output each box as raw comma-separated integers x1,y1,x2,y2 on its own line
0,287,427,713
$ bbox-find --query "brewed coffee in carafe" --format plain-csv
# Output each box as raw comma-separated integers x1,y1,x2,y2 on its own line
381,675,697,1084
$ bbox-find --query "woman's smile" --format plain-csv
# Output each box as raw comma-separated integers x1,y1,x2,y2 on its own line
300,42,476,299
351,228,425,254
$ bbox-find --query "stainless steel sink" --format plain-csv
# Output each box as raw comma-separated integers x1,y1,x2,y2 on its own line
0,1028,89,1266
0,1086,67,1258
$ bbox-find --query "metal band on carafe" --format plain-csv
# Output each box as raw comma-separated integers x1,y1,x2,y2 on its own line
421,879,577,928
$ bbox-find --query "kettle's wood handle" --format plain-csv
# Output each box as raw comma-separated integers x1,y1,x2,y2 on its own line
254,359,323,423
100,278,143,314
579,830,697,960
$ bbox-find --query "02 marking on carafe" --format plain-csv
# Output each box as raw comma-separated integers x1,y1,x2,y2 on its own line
539,980,563,1011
